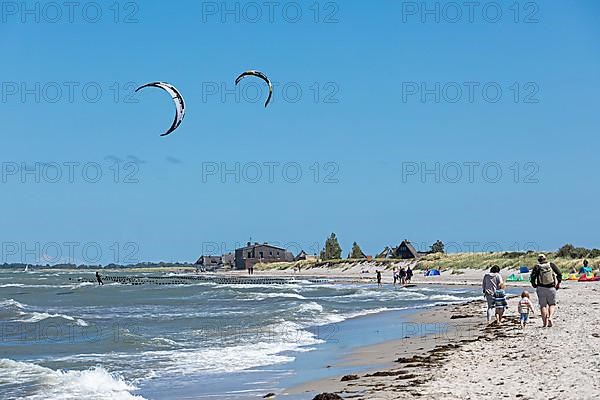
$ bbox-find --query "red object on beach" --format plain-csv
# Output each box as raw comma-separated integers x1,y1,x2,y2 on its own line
578,275,600,282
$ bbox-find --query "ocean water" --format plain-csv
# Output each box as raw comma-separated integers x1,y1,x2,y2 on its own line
0,270,482,399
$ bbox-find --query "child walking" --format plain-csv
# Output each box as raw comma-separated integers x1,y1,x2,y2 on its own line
518,291,535,328
493,283,508,324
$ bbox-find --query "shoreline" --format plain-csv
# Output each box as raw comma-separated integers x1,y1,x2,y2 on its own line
284,281,600,400
283,298,485,399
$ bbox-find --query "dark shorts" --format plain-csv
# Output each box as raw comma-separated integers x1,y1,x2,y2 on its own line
536,286,557,307
485,294,495,308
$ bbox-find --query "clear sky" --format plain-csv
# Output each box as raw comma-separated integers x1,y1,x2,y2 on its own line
1,1,599,264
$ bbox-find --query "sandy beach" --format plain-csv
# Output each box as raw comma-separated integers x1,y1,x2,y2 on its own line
286,278,600,400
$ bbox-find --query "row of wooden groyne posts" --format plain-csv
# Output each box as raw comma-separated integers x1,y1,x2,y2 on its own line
87,275,329,286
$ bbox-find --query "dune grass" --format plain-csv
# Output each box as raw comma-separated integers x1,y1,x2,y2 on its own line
255,253,600,274
415,252,600,273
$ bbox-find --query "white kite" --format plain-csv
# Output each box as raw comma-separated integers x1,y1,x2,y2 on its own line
136,82,186,137
235,70,273,108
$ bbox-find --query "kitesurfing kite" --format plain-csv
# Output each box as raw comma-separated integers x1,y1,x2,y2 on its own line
235,70,273,108
135,82,186,137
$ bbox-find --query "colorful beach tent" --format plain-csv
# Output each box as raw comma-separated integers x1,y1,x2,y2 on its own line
566,274,579,281
578,274,600,282
507,274,524,282
519,266,530,273
425,269,441,276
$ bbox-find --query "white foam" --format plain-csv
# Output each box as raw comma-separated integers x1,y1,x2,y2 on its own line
17,312,89,327
297,302,324,313
71,282,95,289
141,343,294,375
250,292,306,301
0,359,145,400
142,321,324,376
0,283,72,288
148,337,180,347
0,299,26,309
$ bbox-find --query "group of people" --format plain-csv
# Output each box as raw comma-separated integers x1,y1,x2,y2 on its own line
482,253,562,328
374,267,414,288
393,267,413,286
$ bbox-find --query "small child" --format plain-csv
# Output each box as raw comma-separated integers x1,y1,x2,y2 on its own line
493,283,508,324
518,291,535,328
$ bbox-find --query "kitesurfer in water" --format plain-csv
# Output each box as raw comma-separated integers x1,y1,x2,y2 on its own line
96,271,104,286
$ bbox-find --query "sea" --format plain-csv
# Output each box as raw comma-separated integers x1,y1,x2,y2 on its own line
0,269,484,399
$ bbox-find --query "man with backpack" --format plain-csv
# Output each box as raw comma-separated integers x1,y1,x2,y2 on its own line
530,253,562,327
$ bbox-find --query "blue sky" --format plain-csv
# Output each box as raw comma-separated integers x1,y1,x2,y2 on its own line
1,1,599,264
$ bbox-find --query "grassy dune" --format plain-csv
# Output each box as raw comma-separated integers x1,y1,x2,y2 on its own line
257,252,600,274
415,252,600,273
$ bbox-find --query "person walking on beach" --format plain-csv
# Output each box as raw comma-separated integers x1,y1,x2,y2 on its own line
95,271,103,286
493,283,508,324
376,270,382,287
530,254,562,327
392,268,398,287
406,267,413,284
482,265,503,323
518,291,535,329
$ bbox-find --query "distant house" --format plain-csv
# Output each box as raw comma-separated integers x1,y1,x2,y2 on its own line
195,255,223,267
376,246,396,259
295,250,318,262
395,240,420,259
348,248,368,259
234,242,292,270
195,252,235,270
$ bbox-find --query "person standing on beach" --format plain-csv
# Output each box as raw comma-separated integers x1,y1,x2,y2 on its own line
392,268,398,287
530,254,562,327
406,267,413,284
482,265,503,323
95,271,103,286
399,267,407,285
376,270,382,287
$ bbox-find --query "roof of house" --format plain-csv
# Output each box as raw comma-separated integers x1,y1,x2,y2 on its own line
237,242,287,252
397,240,419,257
376,246,395,258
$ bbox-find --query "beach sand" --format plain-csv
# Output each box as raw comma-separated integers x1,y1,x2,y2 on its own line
286,281,600,400
258,263,533,288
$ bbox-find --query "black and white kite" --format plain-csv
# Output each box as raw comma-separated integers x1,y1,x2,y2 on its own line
235,70,273,108
135,82,186,137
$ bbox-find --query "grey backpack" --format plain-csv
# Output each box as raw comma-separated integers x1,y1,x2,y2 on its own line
538,263,556,286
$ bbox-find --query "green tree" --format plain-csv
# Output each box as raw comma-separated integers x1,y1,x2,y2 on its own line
557,244,575,258
349,242,366,259
431,240,445,254
321,233,342,260
557,244,592,259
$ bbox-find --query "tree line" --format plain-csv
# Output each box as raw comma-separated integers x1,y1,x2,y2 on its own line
319,236,600,262
319,233,445,260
